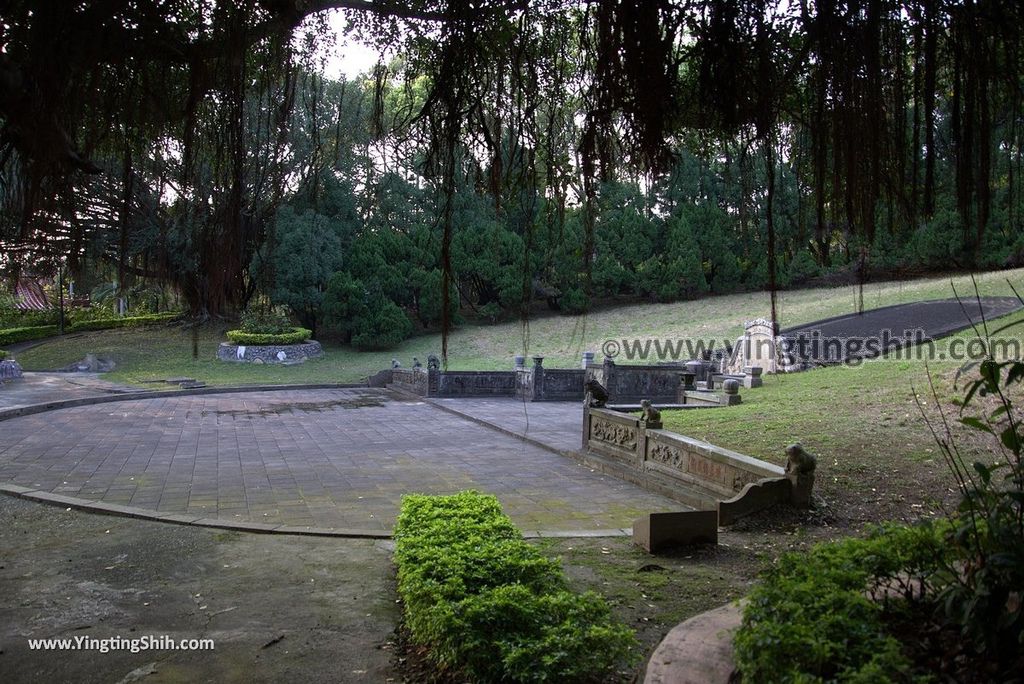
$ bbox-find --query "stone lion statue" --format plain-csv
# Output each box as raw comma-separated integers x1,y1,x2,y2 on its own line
584,378,609,407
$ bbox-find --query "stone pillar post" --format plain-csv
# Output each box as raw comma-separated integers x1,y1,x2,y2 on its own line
531,356,545,401
602,356,615,401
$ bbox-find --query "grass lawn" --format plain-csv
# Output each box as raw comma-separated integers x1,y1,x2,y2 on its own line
11,267,1024,387
662,305,1024,525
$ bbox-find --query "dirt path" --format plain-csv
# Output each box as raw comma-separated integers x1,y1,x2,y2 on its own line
0,496,400,683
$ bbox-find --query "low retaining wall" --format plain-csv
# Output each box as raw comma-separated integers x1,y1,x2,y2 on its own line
435,370,518,397
390,360,584,401
516,364,585,401
217,341,323,364
389,368,517,397
390,368,429,395
586,358,683,403
582,405,807,522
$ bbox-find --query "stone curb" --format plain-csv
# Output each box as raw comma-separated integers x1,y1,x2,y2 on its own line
0,381,369,422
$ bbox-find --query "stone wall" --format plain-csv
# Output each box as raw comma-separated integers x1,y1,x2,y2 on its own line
537,368,585,400
390,368,518,397
391,368,429,395
434,370,518,397
389,360,583,401
582,405,800,520
587,358,683,403
216,341,324,364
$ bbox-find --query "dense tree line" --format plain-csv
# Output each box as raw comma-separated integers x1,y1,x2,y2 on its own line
0,1,1021,348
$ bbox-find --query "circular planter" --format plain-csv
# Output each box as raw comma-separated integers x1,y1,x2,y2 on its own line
217,341,324,365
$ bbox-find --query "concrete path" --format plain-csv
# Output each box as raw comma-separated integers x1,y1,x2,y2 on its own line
0,388,679,535
0,372,143,410
429,396,584,454
781,296,1022,365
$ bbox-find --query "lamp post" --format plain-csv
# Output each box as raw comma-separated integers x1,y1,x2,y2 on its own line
57,261,66,335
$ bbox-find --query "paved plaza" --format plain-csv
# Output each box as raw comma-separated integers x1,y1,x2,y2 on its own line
0,386,679,534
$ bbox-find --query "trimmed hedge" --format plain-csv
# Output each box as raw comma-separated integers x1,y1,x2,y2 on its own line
67,312,180,332
0,313,181,346
0,325,59,346
225,327,311,345
735,523,948,683
393,491,638,683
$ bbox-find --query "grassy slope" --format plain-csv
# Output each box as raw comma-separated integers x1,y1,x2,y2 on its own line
13,267,1024,387
662,306,1024,524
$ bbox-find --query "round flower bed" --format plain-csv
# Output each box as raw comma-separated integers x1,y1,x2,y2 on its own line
218,327,323,364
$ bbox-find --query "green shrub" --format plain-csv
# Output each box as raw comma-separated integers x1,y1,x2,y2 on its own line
0,325,59,346
558,287,590,315
937,356,1024,660
788,249,821,284
238,305,293,335
735,524,947,683
0,349,7,360
0,308,60,328
394,491,638,683
225,327,311,345
350,298,412,351
67,312,180,332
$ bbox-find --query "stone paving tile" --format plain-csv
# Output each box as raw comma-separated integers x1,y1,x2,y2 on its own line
0,389,681,531
431,397,584,452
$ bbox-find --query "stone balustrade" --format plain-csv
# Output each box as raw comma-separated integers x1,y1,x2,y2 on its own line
582,405,812,523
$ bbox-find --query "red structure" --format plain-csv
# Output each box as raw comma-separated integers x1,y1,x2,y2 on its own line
13,278,50,311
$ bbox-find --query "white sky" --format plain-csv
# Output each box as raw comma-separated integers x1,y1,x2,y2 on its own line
320,11,392,79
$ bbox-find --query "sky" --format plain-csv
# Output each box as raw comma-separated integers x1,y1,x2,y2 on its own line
321,11,390,79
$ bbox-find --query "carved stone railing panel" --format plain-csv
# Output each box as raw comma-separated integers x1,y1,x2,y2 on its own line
583,406,801,522
586,409,641,465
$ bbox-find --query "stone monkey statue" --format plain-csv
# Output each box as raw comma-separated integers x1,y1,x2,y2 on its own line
785,443,817,508
785,443,817,475
639,399,663,428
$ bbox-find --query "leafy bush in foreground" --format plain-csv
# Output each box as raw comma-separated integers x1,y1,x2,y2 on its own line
737,330,1024,682
735,524,947,683
225,327,311,345
393,491,638,682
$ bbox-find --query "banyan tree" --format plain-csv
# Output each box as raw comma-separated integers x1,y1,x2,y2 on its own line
1,1,1021,343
